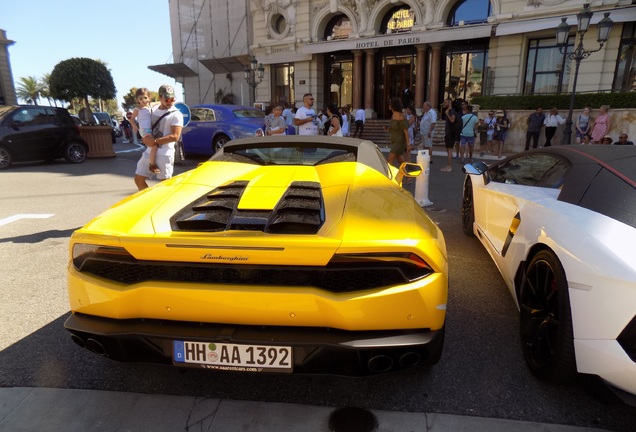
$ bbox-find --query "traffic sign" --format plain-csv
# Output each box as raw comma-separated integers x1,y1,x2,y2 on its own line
175,102,191,127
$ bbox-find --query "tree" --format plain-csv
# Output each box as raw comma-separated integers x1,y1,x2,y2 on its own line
49,57,116,109
16,76,43,105
39,73,57,107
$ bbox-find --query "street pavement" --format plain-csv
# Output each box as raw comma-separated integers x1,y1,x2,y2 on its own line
0,139,621,432
0,387,608,432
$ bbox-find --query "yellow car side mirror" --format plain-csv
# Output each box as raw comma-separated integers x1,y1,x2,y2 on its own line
400,162,422,177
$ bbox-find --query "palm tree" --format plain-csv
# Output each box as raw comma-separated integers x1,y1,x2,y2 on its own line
16,76,43,105
39,73,58,107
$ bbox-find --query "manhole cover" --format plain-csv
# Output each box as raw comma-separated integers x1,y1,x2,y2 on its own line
329,406,377,432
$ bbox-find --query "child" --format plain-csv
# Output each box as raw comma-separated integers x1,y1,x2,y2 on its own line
130,88,160,173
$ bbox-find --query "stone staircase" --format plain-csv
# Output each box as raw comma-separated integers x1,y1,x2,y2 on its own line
356,119,445,148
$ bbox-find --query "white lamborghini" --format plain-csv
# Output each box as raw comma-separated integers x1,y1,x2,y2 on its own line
462,145,636,404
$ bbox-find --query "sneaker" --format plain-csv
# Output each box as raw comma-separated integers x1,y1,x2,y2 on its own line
122,139,129,143
452,156,457,159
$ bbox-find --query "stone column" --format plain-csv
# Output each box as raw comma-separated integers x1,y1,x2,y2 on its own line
415,44,428,111
364,49,376,117
353,50,364,110
429,43,443,109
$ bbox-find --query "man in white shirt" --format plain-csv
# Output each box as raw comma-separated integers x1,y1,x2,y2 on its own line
135,84,184,191
294,94,318,135
419,101,437,150
353,108,365,138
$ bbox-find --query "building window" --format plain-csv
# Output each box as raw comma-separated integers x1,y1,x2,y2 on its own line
327,54,353,108
613,22,636,92
524,38,573,94
381,6,415,34
272,64,294,106
325,15,352,40
448,0,492,26
269,13,290,39
273,14,287,35
444,44,488,102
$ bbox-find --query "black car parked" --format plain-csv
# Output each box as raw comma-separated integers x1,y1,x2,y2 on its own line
0,105,89,170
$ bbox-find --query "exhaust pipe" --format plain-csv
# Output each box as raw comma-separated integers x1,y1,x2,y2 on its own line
368,355,393,373
86,338,107,356
399,352,421,368
70,334,86,348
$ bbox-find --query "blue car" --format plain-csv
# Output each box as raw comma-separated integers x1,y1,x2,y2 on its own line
180,104,294,157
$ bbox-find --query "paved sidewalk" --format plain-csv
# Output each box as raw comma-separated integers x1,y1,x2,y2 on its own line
0,387,607,432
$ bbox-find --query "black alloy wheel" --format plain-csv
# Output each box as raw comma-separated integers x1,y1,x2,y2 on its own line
461,177,475,236
213,134,230,154
518,249,577,383
64,142,88,164
0,146,12,170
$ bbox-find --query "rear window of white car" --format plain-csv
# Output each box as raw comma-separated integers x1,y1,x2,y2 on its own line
579,168,636,229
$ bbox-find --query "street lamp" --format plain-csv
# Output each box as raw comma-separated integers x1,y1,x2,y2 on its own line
556,4,613,145
244,56,265,88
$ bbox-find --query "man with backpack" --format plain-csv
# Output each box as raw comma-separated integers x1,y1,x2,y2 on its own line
442,98,461,172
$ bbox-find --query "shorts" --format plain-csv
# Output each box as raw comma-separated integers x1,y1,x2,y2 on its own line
460,136,475,146
135,152,174,180
421,135,433,148
445,132,460,148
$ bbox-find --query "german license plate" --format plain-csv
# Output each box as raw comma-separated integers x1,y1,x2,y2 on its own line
173,341,293,373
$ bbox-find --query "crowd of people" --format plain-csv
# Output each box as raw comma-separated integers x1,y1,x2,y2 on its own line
121,88,631,188
524,104,632,148
261,96,363,139
438,99,510,172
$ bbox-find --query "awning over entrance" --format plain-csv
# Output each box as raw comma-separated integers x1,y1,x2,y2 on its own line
496,6,636,36
199,55,251,74
148,62,198,78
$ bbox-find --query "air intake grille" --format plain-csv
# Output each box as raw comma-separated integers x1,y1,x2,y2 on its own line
78,259,419,294
170,181,324,234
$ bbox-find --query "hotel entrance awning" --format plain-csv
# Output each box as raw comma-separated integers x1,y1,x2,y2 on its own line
148,62,198,79
199,55,251,74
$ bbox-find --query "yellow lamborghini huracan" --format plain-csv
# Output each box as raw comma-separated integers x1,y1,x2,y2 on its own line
65,136,448,375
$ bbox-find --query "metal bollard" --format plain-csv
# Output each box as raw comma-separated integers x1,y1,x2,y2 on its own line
415,149,433,207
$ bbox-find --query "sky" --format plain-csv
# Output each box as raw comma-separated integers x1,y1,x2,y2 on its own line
2,0,183,113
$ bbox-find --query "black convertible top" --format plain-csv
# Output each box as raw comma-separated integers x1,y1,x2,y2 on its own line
531,145,636,186
529,146,636,228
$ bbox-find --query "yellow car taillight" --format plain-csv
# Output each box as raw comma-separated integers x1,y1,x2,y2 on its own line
328,253,434,281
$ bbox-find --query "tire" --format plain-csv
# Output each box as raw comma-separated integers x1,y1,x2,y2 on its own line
213,134,230,154
461,177,475,236
0,146,12,170
63,142,88,164
518,249,577,383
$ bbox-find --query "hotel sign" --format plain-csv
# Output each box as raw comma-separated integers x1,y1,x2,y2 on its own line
386,8,414,32
300,24,494,55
